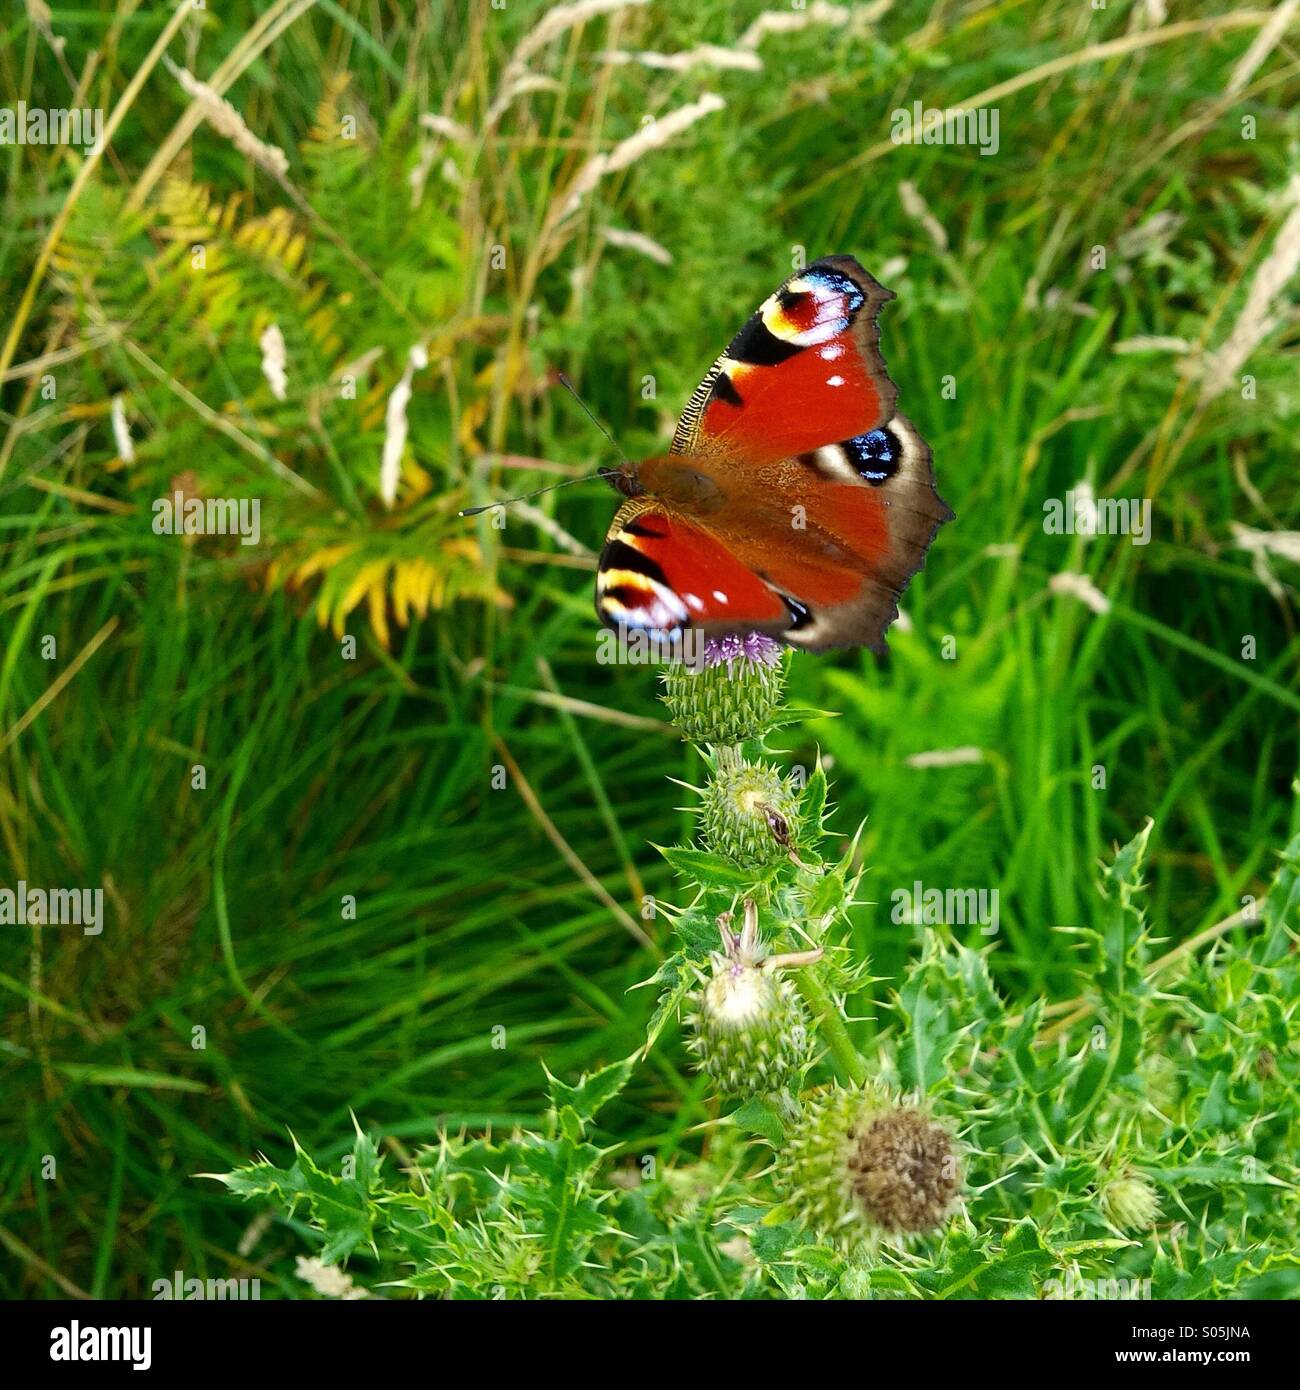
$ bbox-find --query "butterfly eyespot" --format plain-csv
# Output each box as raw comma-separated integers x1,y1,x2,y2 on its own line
601,538,668,585
844,427,902,485
802,266,866,315
781,594,813,630
729,311,803,367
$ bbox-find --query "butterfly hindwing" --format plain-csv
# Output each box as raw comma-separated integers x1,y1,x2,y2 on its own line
595,501,790,637
778,412,953,650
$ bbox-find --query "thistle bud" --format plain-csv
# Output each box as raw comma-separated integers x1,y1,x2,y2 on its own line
693,965,809,1100
1099,1171,1160,1232
661,634,786,746
778,1086,961,1244
699,758,801,869
687,900,821,1101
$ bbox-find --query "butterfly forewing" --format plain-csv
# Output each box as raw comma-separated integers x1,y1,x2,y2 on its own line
671,255,897,461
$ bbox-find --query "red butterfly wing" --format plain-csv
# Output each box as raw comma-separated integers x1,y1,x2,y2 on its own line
670,255,897,462
597,256,951,652
595,503,788,636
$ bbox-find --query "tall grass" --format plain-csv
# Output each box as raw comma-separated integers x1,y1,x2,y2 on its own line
0,0,1297,1296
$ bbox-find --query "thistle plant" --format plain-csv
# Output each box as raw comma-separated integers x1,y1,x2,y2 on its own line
651,635,962,1246
217,650,1300,1298
660,633,787,745
1099,1169,1161,1235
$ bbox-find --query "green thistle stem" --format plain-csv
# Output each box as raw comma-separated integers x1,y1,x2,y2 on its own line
793,969,866,1087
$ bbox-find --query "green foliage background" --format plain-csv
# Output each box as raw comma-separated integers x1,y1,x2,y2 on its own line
0,0,1297,1298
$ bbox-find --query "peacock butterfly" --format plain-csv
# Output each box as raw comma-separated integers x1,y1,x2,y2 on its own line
595,255,952,652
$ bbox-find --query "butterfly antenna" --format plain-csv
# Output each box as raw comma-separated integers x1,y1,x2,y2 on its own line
458,372,626,517
458,473,597,517
556,372,628,464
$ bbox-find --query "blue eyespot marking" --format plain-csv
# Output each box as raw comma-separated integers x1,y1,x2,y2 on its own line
844,427,902,485
804,267,865,314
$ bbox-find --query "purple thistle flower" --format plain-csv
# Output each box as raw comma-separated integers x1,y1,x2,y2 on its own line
703,632,782,671
661,631,787,742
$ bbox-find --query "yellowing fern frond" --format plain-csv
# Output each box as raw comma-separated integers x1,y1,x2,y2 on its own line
278,533,509,648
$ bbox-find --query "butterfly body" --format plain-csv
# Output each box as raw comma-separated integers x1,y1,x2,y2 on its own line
596,256,952,652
